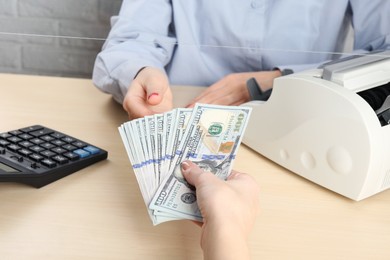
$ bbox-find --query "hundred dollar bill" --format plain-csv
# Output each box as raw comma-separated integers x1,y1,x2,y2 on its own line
166,108,192,174
161,110,175,177
145,115,159,189
154,114,165,185
149,104,252,221
119,123,159,224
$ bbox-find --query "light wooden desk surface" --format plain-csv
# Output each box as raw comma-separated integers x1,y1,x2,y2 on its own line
0,73,389,259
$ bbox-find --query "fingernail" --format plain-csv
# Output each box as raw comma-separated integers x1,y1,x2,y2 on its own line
181,161,190,173
148,93,159,100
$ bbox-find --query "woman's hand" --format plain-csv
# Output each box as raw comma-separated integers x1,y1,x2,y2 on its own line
187,70,281,107
123,67,173,119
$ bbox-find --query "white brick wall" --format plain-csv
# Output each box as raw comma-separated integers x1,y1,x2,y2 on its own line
0,0,122,78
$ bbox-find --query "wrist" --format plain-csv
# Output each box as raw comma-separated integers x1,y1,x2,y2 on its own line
201,219,250,260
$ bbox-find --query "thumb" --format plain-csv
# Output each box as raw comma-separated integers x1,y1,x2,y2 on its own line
181,160,218,187
144,74,169,106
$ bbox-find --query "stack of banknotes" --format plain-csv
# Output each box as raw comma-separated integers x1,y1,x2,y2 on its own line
119,103,252,225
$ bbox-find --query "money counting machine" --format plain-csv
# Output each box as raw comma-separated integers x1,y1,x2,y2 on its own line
242,51,390,201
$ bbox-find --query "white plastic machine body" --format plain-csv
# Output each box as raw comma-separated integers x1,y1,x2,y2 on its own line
242,51,390,201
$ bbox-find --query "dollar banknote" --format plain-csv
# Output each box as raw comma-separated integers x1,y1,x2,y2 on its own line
119,104,251,224
149,104,252,222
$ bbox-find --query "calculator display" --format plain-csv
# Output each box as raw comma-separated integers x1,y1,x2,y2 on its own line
0,162,20,173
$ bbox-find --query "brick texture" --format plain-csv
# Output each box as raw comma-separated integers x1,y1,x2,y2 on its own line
0,0,122,78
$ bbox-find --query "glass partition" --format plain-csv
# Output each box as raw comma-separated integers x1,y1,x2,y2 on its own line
1,0,389,80
0,0,122,78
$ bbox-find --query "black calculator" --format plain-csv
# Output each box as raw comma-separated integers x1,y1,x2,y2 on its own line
0,125,108,188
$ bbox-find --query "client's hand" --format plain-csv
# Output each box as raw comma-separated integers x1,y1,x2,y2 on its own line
181,160,260,260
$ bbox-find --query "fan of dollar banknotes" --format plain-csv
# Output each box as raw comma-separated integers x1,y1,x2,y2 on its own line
119,103,252,225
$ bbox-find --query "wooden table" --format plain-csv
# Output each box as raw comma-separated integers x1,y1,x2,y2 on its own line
1,73,389,259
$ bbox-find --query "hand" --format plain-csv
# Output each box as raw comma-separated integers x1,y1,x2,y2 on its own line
186,70,282,107
181,160,260,260
123,67,173,119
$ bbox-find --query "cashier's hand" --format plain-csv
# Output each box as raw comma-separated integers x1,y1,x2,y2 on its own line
123,67,173,119
186,70,282,107
181,160,260,260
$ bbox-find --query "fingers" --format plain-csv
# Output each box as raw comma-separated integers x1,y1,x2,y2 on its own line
123,91,151,119
191,220,203,228
123,67,172,119
181,160,222,188
228,170,257,184
180,160,256,192
180,160,205,186
227,170,242,180
144,81,168,106
228,170,260,198
186,74,250,107
141,68,170,106
181,160,254,187
186,84,222,107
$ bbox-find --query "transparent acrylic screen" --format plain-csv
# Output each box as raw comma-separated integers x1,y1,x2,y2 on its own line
0,0,388,79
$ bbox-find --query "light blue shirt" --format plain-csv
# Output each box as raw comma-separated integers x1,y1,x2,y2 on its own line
93,0,390,103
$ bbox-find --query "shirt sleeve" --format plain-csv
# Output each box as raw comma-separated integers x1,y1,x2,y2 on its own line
92,0,177,103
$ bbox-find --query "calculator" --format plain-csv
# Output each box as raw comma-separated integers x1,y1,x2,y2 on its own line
0,125,108,188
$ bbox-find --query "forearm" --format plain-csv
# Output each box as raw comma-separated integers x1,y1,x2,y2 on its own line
92,0,176,102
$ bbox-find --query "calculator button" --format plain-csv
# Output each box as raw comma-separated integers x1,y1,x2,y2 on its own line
9,130,22,136
7,144,21,152
30,128,53,137
52,155,69,165
83,146,100,155
63,144,77,151
0,147,5,154
20,125,44,133
0,133,12,139
41,135,55,142
7,136,22,143
63,152,80,161
29,153,44,161
41,143,55,150
51,140,66,146
73,149,90,158
0,139,10,147
30,145,45,153
19,133,33,140
51,147,67,154
19,141,34,148
62,136,75,143
41,159,56,168
30,138,44,145
51,132,65,139
18,148,32,157
72,141,87,148
40,150,56,158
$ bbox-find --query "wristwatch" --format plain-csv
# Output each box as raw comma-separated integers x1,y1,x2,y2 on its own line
247,69,294,101
281,68,294,76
